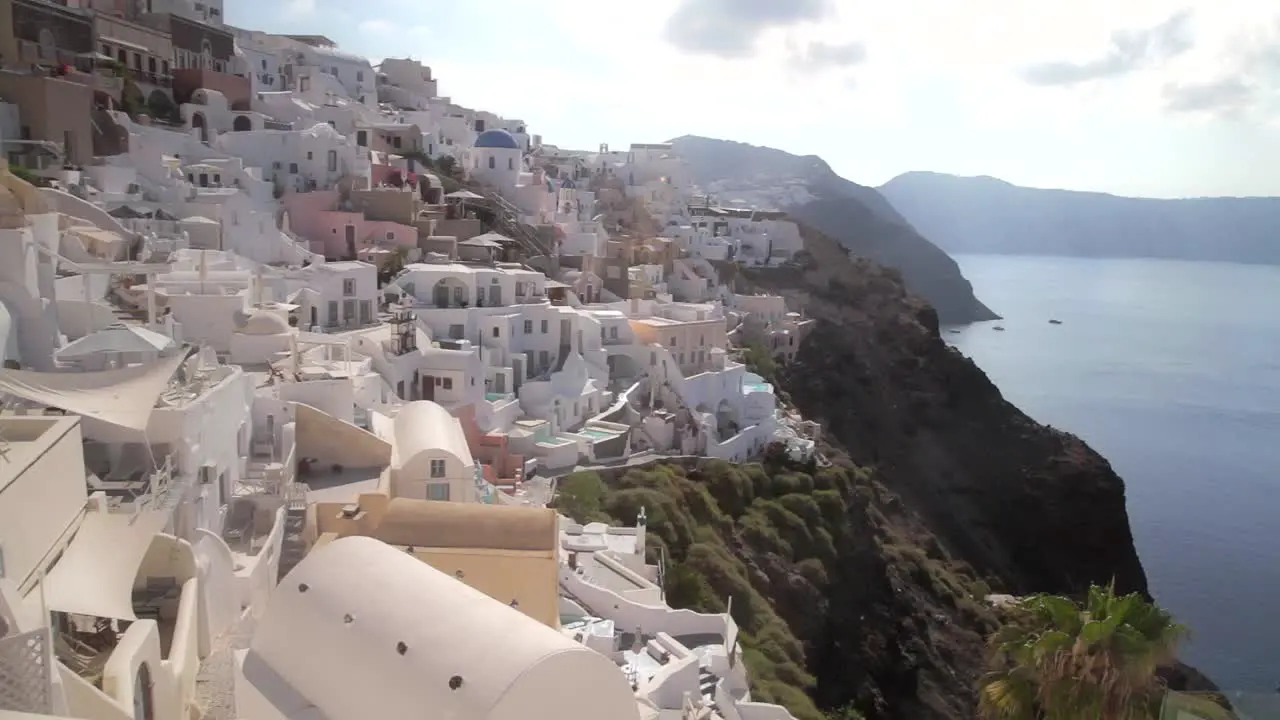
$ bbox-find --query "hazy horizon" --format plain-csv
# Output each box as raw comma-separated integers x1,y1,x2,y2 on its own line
229,0,1280,200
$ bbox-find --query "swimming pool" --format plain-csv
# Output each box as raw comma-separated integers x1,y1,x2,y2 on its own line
743,371,773,393
580,428,620,440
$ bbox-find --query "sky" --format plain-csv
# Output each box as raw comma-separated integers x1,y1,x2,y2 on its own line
227,0,1280,199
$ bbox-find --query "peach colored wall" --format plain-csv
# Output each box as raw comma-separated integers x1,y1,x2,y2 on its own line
282,190,339,239
455,405,525,481
283,190,417,257
371,163,396,186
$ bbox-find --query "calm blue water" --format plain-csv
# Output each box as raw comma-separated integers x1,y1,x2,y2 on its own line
948,255,1280,692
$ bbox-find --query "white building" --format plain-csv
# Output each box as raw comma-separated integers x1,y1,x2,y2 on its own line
236,535,641,720
468,129,524,195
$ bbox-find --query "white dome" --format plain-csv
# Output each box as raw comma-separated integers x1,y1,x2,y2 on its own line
233,309,289,336
246,536,639,720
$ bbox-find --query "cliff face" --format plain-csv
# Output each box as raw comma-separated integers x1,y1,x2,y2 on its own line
668,136,998,324
720,223,1151,717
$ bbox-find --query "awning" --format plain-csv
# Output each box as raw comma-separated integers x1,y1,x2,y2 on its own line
56,322,175,360
444,190,484,200
0,347,192,431
43,509,171,620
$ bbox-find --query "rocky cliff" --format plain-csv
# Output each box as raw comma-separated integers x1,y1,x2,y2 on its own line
668,136,998,324
726,223,1152,717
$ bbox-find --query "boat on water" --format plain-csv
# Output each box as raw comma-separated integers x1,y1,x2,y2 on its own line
993,325,1005,332
1049,319,1063,325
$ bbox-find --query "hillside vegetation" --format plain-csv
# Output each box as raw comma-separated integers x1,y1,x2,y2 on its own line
554,449,1000,720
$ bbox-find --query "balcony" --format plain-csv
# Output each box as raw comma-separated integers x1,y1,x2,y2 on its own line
63,70,124,95
15,41,85,70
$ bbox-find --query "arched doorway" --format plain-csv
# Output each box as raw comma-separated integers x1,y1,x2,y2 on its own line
431,277,468,308
232,115,252,131
133,663,154,720
190,112,207,142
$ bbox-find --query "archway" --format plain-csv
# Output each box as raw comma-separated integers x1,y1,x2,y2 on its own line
232,115,252,132
716,399,740,441
431,277,468,308
190,112,207,143
133,663,154,720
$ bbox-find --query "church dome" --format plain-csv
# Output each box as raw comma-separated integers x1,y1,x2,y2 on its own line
474,129,520,150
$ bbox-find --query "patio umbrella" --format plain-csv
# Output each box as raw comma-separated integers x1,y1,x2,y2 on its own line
56,322,175,360
445,190,485,200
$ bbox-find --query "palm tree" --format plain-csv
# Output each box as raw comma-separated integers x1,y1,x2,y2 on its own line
978,583,1187,720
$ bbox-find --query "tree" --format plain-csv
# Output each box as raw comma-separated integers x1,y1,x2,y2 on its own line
436,154,457,178
377,246,410,287
978,584,1187,720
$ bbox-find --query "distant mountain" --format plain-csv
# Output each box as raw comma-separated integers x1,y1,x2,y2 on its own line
669,136,997,324
879,172,1280,264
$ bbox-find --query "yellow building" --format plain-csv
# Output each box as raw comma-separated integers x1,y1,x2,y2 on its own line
305,494,561,629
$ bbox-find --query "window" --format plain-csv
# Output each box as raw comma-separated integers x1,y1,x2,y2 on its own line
429,459,446,478
101,43,111,56
328,300,338,324
538,350,549,369
288,162,298,174
148,56,157,73
670,336,677,346
306,151,313,160
523,320,532,334
343,278,356,296
609,326,618,339
427,482,449,500
356,70,364,82
328,149,338,172
540,319,548,333
442,377,453,390
488,156,495,169
508,157,514,170
392,136,402,149
385,231,395,241
492,327,500,338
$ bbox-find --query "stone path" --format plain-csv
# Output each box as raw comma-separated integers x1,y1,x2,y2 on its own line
193,613,256,720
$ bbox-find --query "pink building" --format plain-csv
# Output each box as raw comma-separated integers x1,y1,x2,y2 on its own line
455,405,527,493
282,190,418,259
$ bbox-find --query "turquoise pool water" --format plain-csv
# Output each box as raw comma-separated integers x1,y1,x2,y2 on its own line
743,372,773,393
485,392,507,402
580,428,619,440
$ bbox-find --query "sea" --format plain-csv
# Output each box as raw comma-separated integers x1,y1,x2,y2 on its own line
946,255,1280,693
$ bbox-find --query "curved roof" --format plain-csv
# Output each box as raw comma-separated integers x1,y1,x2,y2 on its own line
233,309,290,336
392,401,473,473
474,129,520,151
377,498,556,551
248,536,637,720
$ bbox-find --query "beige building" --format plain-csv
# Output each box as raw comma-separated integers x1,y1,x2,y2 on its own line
95,13,174,90
305,495,562,628
0,71,94,166
630,315,728,377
